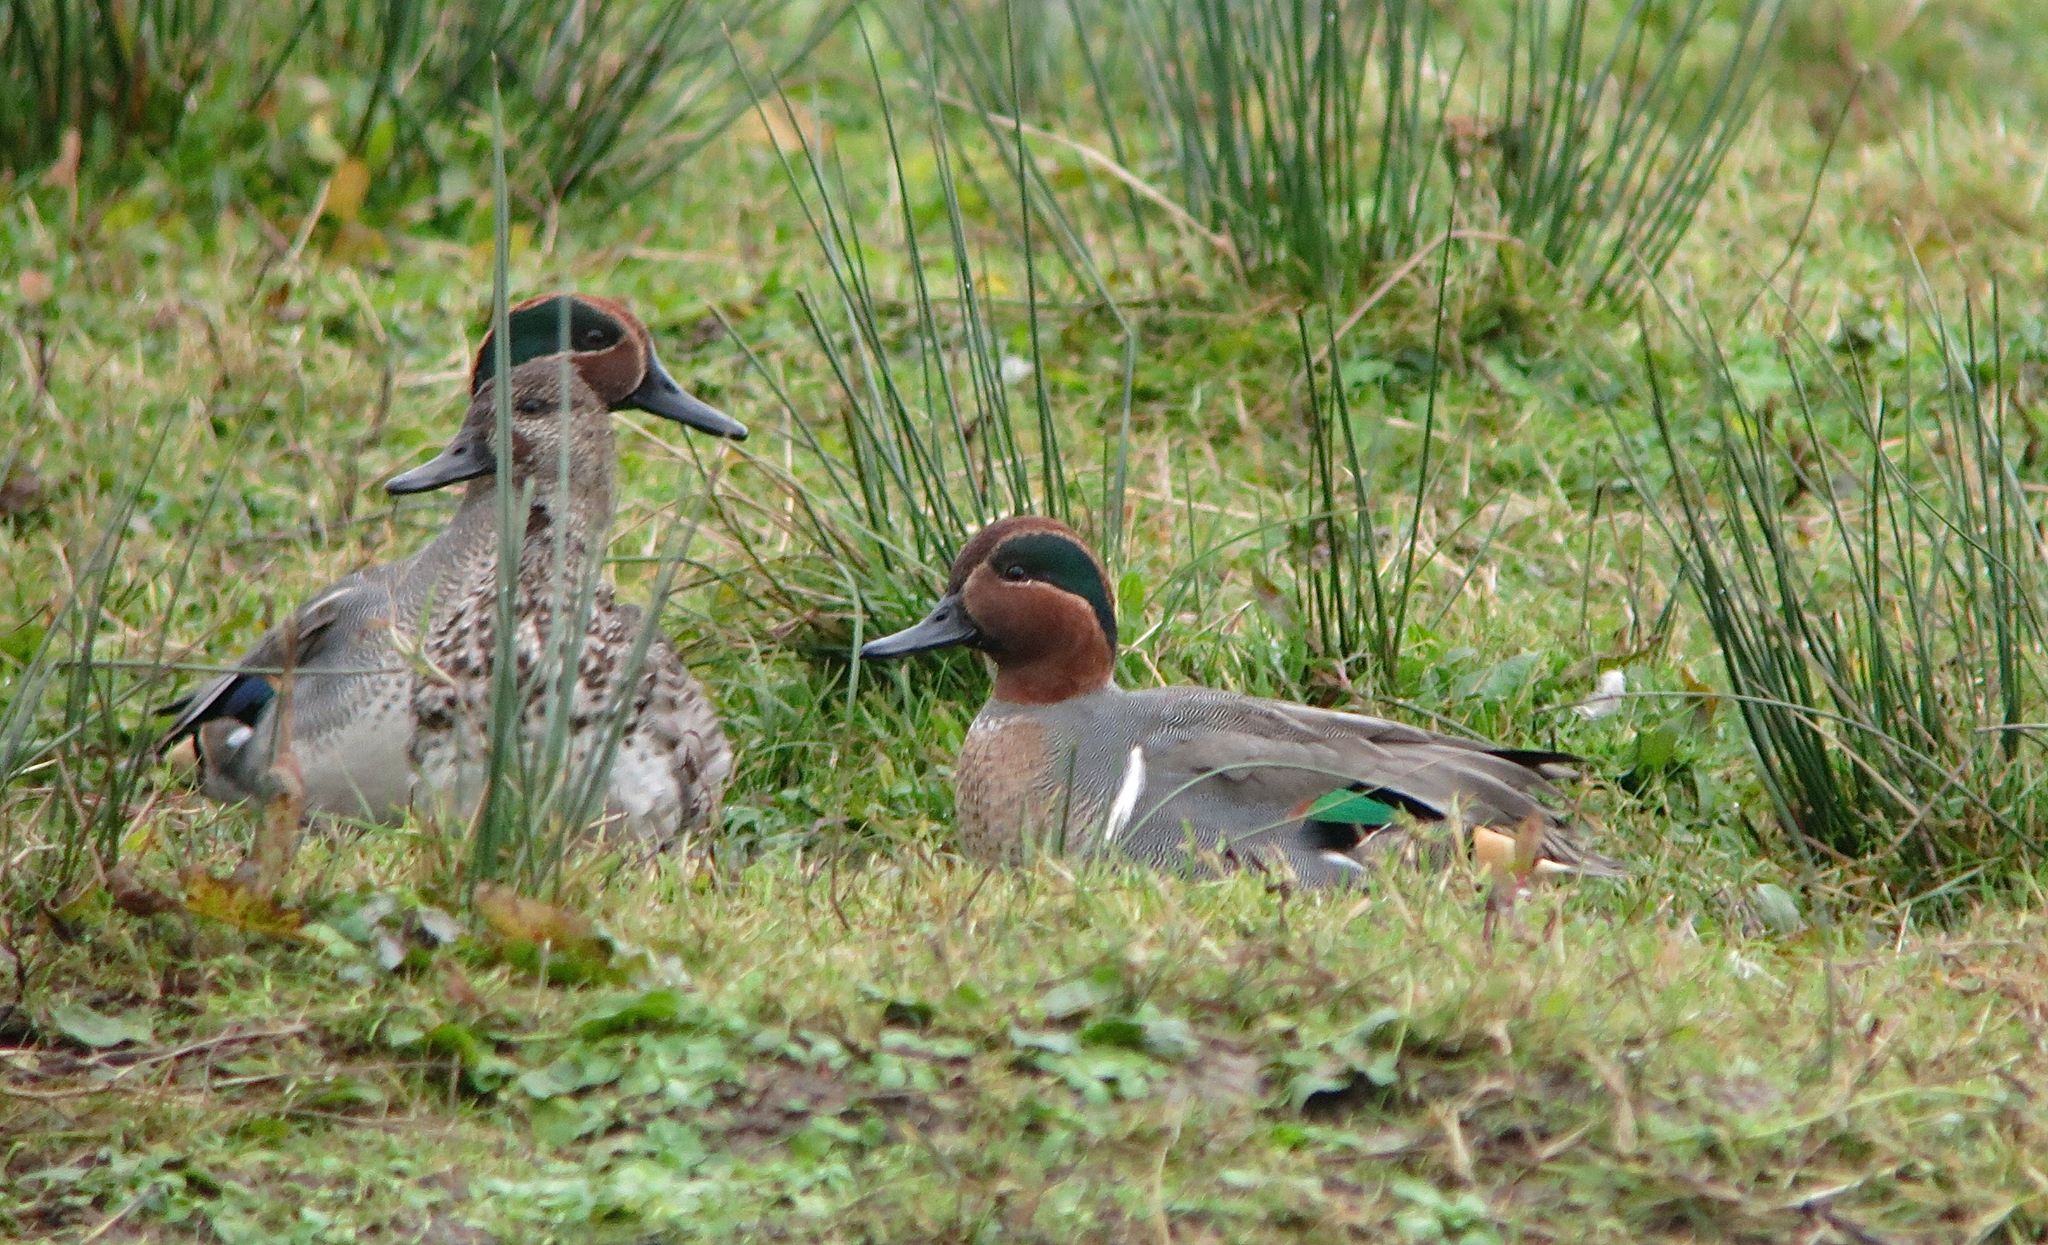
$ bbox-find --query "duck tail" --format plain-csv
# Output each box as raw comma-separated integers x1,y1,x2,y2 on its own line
1490,747,1583,779
1537,829,1628,878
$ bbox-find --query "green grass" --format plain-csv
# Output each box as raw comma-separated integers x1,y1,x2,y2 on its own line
947,0,1786,304
5,1,2048,1240
0,0,835,210
1644,280,2048,902
12,858,2048,1241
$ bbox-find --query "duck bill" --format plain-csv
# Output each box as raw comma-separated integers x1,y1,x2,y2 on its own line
627,353,748,440
385,428,494,495
860,593,979,659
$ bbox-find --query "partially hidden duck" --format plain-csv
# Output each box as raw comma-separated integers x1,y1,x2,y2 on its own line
859,516,1624,888
161,294,744,871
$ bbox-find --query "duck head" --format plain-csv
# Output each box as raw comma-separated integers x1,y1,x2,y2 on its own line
388,358,617,498
861,516,1118,704
387,293,744,495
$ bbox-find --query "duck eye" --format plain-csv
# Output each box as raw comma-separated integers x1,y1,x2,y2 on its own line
1001,564,1029,582
516,396,547,414
580,327,608,347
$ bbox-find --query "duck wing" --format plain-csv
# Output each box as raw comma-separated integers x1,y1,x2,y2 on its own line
158,577,394,750
1108,688,1619,882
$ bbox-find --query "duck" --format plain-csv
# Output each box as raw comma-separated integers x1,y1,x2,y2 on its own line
160,294,744,881
396,355,742,844
857,515,1624,888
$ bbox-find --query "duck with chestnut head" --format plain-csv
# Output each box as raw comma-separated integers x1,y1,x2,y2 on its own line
860,516,1623,888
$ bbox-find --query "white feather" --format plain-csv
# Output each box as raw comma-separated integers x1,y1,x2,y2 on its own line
1321,850,1368,876
1102,745,1147,845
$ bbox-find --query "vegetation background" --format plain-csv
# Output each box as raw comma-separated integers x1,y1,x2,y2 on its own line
4,0,2047,1240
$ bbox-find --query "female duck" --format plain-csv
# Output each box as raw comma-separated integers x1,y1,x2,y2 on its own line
859,516,1623,888
162,294,743,850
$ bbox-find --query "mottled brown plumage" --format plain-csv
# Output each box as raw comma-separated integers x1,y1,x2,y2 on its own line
161,294,742,849
407,359,732,839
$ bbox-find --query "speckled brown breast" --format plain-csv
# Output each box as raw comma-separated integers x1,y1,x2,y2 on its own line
953,710,1106,863
410,566,731,841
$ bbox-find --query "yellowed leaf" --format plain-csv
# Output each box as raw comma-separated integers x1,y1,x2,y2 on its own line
1680,665,1721,726
325,220,389,264
474,882,601,954
327,157,370,224
465,223,536,277
179,869,305,937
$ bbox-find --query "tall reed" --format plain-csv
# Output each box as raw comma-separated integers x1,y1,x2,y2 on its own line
1646,280,2046,902
2,0,836,211
927,0,1782,305
717,13,1136,666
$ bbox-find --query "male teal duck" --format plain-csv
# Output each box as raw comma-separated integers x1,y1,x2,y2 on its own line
859,516,1624,888
162,294,744,867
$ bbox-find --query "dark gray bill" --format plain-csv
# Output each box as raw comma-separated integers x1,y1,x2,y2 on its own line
385,428,492,494
627,353,747,440
859,593,979,659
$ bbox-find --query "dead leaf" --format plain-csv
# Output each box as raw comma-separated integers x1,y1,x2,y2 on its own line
327,157,370,224
441,960,486,1012
108,864,181,918
473,883,602,955
0,467,46,518
735,100,831,154
17,270,53,306
1680,665,1721,726
179,868,305,938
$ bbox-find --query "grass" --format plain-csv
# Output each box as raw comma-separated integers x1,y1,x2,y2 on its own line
0,0,835,214
0,0,236,170
1644,278,2048,903
12,858,2048,1241
919,0,1783,303
5,1,2048,1240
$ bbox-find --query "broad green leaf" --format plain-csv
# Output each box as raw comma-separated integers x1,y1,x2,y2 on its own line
48,1002,151,1049
576,988,694,1039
